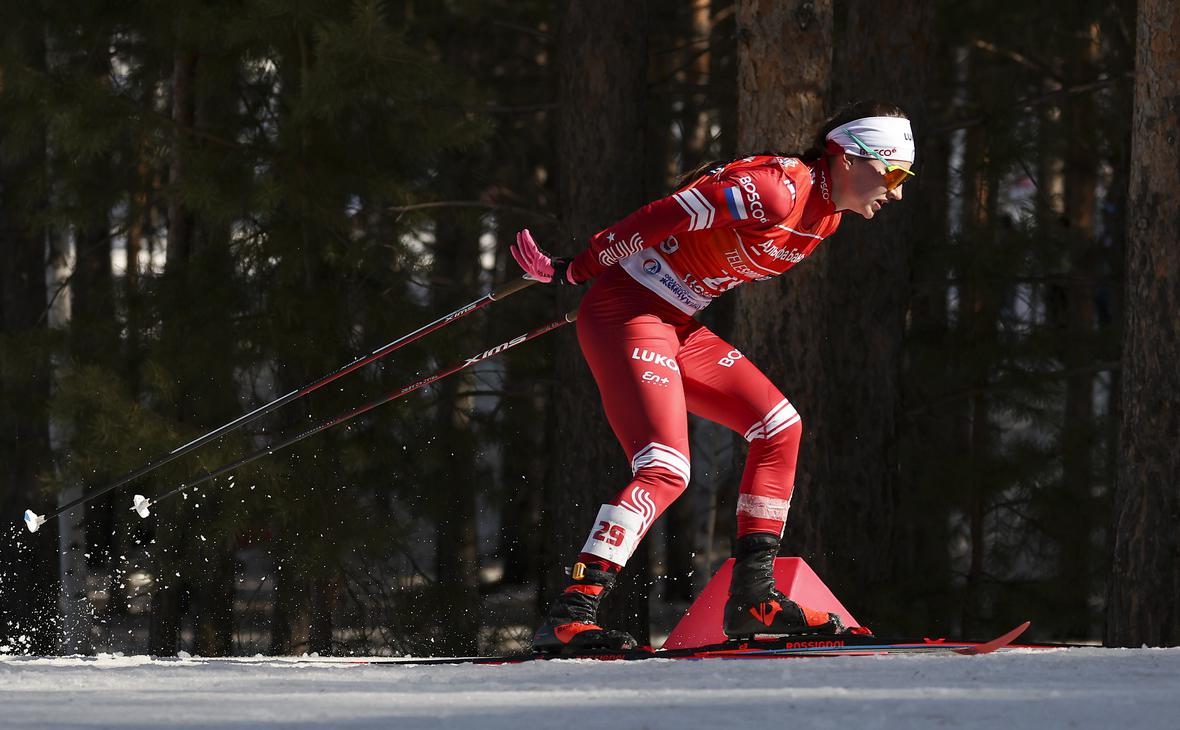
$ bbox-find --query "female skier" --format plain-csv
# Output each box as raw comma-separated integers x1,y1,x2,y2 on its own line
511,101,916,653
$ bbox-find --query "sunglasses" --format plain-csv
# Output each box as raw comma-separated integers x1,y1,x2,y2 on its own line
842,128,916,192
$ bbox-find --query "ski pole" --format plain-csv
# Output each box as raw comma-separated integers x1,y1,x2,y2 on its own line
128,311,575,520
22,276,538,534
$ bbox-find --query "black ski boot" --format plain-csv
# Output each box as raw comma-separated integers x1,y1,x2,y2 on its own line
532,563,638,654
723,533,845,639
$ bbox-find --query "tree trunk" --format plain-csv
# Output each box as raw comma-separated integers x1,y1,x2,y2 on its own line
1057,22,1101,638
894,33,956,634
307,576,339,655
164,47,197,278
805,0,932,613
732,0,933,619
650,0,712,606
0,76,58,653
429,199,483,656
730,0,832,575
149,43,200,657
551,0,651,643
270,543,311,654
73,224,120,633
192,533,235,656
959,70,1000,636
1099,4,1134,639
48,219,92,655
499,407,544,586
677,0,716,175
1107,0,1180,647
735,0,831,155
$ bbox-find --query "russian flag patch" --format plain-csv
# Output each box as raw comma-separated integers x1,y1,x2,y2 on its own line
724,187,748,221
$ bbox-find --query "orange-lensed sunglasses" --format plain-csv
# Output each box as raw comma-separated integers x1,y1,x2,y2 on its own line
843,128,916,191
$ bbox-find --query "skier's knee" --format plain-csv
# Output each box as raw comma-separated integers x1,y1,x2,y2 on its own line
743,399,801,444
629,442,690,489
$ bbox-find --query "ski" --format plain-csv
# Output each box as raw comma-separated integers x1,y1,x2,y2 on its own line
311,621,1034,665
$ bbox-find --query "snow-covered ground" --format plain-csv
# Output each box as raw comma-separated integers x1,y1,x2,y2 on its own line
2,648,1179,729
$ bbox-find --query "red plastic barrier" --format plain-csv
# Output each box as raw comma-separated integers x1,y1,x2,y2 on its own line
662,557,859,650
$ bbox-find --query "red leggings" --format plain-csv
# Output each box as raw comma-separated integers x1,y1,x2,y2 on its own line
574,267,802,569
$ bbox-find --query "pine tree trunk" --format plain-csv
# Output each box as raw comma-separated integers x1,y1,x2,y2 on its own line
1107,0,1180,647
499,416,543,585
650,1,709,606
147,539,185,655
429,199,483,656
72,224,119,620
192,533,235,656
675,6,738,572
820,0,933,617
894,33,955,634
270,542,310,654
735,0,831,155
1058,23,1101,637
165,47,197,277
58,222,118,656
730,0,832,577
307,576,339,655
0,79,58,653
150,43,201,657
48,221,92,655
677,0,715,173
551,0,651,643
1099,9,1134,627
959,81,1000,636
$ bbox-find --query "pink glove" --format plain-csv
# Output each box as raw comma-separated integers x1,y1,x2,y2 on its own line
510,229,576,285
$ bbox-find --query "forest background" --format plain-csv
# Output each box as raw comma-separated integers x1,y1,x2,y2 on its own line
1,0,1177,657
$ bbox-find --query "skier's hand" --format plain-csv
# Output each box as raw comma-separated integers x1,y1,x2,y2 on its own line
510,229,576,285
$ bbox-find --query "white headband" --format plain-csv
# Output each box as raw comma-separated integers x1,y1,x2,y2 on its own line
825,116,915,163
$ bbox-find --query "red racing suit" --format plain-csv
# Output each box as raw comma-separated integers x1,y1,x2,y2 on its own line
569,156,843,571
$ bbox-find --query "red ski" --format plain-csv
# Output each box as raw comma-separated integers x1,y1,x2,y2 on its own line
323,621,1035,665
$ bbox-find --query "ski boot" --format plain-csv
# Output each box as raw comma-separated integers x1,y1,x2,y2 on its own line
723,533,845,639
532,562,638,654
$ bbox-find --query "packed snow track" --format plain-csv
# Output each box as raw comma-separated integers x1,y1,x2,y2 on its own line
1,647,1178,729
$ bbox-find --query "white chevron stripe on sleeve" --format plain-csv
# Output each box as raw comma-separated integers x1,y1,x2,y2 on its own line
672,191,701,229
673,189,715,231
686,187,715,229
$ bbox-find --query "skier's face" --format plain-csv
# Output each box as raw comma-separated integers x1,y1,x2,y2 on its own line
830,153,913,220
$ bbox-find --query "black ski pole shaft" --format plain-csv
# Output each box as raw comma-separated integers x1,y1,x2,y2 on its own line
130,311,575,518
23,276,537,533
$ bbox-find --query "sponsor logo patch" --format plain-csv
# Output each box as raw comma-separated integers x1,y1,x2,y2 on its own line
718,349,743,368
659,272,707,310
621,254,713,313
813,168,831,201
641,370,670,387
724,250,762,279
736,175,770,224
631,348,680,373
756,241,806,264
